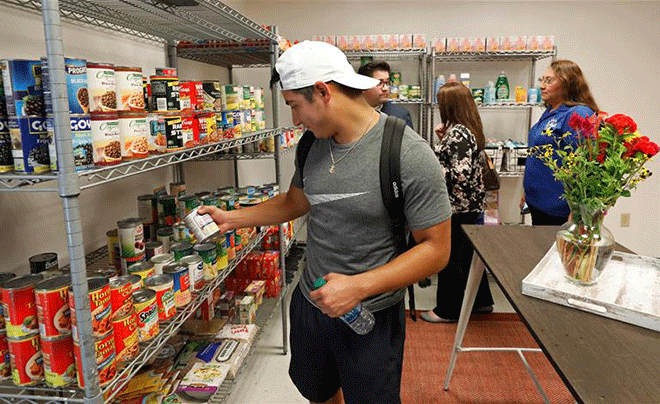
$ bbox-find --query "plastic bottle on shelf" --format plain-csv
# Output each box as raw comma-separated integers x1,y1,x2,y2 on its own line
484,81,496,104
314,278,375,335
495,71,510,101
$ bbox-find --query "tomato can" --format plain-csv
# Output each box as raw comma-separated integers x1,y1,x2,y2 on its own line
74,329,116,388
163,264,191,307
144,274,176,321
171,241,194,262
180,254,204,292
35,276,71,338
0,273,17,330
133,289,159,342
111,308,139,364
0,331,11,379
150,253,174,275
8,333,43,385
41,334,75,387
127,261,155,282
1,274,43,339
109,276,134,317
193,243,218,281
69,277,111,342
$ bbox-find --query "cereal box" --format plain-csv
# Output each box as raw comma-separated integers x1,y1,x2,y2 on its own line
446,38,460,52
486,37,500,52
457,38,471,52
413,34,426,49
432,37,446,52
374,34,387,49
385,34,399,49
470,37,486,52
398,34,413,49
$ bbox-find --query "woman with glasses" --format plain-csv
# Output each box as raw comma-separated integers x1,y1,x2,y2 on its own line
421,82,494,323
523,60,599,225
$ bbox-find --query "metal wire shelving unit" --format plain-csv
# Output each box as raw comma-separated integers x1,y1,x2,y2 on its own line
0,1,300,403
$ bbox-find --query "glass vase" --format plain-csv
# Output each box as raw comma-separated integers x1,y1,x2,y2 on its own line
555,204,615,285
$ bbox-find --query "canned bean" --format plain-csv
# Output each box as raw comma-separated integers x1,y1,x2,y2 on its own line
41,334,75,387
74,329,116,388
115,66,144,111
8,334,43,385
91,112,121,166
117,218,146,270
1,274,43,339
184,210,221,244
193,243,218,281
109,276,134,317
127,261,155,282
35,276,71,338
87,62,116,113
171,241,194,262
28,252,58,274
150,253,174,275
0,331,10,379
69,277,111,342
144,274,175,321
133,289,159,342
111,308,139,363
163,265,191,307
180,255,203,292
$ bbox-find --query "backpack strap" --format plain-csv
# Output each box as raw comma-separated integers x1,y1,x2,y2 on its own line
296,130,316,180
380,115,418,321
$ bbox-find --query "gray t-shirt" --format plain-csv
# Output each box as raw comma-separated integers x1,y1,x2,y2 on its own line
291,113,452,312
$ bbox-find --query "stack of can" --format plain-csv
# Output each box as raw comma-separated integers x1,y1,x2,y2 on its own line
108,276,139,364
0,272,17,379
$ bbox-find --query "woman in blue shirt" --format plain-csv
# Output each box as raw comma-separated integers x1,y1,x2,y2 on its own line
523,60,599,225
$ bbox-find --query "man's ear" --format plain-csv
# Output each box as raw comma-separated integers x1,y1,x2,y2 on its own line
314,81,332,102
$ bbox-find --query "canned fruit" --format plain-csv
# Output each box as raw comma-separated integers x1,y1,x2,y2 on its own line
193,243,218,281
91,112,121,165
35,276,71,338
112,309,139,363
69,277,111,341
133,289,159,342
8,334,43,385
1,275,43,338
87,63,116,113
144,274,176,321
74,330,116,388
41,335,75,387
109,276,134,317
185,210,221,244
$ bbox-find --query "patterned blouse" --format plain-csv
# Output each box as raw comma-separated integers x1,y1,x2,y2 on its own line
435,124,485,213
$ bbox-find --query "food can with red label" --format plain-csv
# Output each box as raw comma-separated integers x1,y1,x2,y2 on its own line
163,264,191,307
0,273,17,330
0,330,11,379
117,217,146,270
144,274,176,321
69,277,111,342
35,276,71,339
91,112,121,166
74,329,116,388
1,274,43,339
111,308,139,364
41,334,75,387
7,333,43,385
179,254,203,292
132,289,158,342
109,276,134,317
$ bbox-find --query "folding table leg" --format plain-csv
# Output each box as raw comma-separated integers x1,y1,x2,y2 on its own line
444,252,486,390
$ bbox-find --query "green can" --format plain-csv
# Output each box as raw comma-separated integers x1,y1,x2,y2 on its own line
200,194,219,207
193,243,218,281
157,195,177,226
178,195,199,219
219,195,236,211
217,186,235,195
215,236,228,270
171,241,193,262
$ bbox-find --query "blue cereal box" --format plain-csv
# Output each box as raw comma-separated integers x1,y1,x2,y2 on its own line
41,57,88,115
9,116,50,173
1,59,44,118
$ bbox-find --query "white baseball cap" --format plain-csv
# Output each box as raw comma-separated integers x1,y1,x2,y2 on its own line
275,41,379,91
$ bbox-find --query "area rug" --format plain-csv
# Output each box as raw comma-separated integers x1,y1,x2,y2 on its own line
401,312,574,404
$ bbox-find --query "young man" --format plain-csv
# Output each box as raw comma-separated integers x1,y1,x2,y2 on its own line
357,61,414,129
198,41,451,404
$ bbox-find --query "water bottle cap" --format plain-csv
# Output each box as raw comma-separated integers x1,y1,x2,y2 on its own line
314,278,327,289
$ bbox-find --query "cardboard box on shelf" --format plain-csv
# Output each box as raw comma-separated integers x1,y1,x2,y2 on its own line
244,280,266,306
446,37,460,52
413,34,426,49
486,37,500,52
432,37,447,52
398,34,413,49
385,34,399,49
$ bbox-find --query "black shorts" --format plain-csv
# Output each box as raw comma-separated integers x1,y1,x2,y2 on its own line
288,285,405,404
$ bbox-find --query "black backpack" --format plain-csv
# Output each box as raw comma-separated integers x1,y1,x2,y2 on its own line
296,115,419,320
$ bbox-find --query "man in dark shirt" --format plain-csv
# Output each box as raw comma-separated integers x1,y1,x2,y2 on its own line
358,61,414,129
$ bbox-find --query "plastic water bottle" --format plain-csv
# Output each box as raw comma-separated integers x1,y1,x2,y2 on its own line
314,278,375,335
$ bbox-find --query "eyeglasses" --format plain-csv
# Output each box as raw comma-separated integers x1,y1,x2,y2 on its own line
537,76,557,85
376,79,391,89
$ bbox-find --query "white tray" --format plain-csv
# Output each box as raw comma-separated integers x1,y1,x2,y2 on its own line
522,243,660,332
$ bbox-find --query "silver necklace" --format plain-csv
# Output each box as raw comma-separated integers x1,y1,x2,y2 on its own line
328,112,377,174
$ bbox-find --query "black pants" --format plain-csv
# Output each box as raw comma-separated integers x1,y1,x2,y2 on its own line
529,204,568,226
434,211,493,320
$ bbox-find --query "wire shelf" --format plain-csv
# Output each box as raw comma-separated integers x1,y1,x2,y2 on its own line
283,216,308,258
432,48,556,62
344,48,427,60
177,44,272,67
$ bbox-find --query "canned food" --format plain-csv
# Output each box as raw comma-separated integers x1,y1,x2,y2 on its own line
35,276,71,338
115,66,144,111
127,261,155,281
69,277,111,342
179,255,203,292
111,308,139,363
8,334,43,385
171,241,194,262
150,76,180,112
181,112,195,148
215,236,229,270
178,195,199,220
200,194,219,207
1,275,43,338
156,227,174,253
41,57,88,115
117,218,146,270
173,222,189,242
133,289,158,342
184,209,221,244
0,273,17,330
90,112,121,166
137,194,157,227
193,243,218,281
87,62,116,113
0,331,11,378
87,267,118,280
8,116,49,174
170,181,186,200
106,229,121,272
1,59,44,118
164,114,184,152
157,195,177,227
109,276,134,317
118,111,149,159
41,334,75,387
163,264,191,307
145,241,164,260
146,113,167,154
150,253,174,275
126,275,142,293
144,274,175,321
226,230,236,260
219,195,236,211
74,329,116,388
44,114,93,172
0,129,13,173
28,252,58,274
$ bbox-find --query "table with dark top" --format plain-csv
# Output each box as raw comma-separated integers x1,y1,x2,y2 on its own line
445,224,660,404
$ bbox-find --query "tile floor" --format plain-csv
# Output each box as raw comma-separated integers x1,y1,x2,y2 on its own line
227,274,514,403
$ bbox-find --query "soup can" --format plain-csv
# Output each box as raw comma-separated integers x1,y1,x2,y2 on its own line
125,275,142,293
180,254,204,292
144,274,176,321
133,289,159,342
163,264,191,307
0,330,10,379
0,273,18,330
41,334,75,387
150,253,174,275
145,241,164,260
193,243,218,281
111,308,139,364
127,261,155,282
156,226,174,253
35,276,71,339
74,329,116,388
1,274,43,339
69,277,111,342
7,333,43,385
28,252,59,274
117,218,145,270
109,276,134,317
171,241,194,262
184,210,221,244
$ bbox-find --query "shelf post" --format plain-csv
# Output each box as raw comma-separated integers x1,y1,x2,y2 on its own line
166,40,185,184
41,0,102,402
